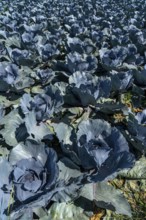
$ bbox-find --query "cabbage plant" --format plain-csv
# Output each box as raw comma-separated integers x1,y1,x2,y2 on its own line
0,139,59,219
127,110,146,153
54,119,135,182
20,85,64,121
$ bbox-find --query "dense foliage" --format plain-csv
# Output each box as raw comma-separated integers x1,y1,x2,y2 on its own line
0,0,146,219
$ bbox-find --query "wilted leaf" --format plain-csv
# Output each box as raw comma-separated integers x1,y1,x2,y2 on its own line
42,202,89,220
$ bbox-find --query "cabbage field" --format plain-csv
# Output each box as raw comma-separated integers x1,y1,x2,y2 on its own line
0,0,146,219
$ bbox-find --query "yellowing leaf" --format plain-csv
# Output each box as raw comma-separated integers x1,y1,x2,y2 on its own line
90,211,104,220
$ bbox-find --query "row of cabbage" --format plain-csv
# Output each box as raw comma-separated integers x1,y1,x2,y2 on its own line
0,0,146,219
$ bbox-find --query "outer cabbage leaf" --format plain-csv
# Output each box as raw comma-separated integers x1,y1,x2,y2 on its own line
9,139,48,166
133,69,146,86
0,158,13,220
110,70,133,92
0,158,12,188
119,157,146,179
53,122,81,166
95,101,128,114
65,87,96,107
0,62,18,91
0,105,5,120
36,68,55,85
94,182,132,217
0,189,12,220
0,109,23,146
20,93,33,115
37,43,59,61
23,111,53,141
21,32,34,45
127,110,146,153
14,66,35,90
7,48,33,66
5,36,21,48
11,210,33,220
76,182,132,217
